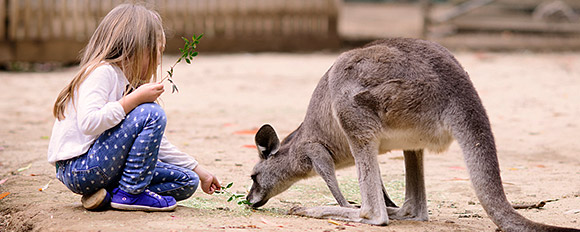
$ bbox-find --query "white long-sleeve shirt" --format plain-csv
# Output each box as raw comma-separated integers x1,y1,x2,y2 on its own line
47,63,198,170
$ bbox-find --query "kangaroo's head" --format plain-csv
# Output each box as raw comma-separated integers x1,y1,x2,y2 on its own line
246,124,308,208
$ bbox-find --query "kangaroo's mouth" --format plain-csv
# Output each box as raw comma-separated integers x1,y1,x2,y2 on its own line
249,199,269,208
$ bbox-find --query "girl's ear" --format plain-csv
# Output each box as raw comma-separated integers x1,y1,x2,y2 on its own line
254,124,280,160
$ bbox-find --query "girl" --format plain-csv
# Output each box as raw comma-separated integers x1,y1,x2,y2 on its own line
48,3,220,212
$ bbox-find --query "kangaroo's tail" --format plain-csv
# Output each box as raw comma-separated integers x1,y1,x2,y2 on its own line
444,81,579,232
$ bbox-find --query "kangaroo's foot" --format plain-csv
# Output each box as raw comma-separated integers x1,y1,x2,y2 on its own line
387,204,428,221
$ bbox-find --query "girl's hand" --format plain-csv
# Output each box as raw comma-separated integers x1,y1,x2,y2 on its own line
119,82,164,113
193,165,222,194
131,82,164,103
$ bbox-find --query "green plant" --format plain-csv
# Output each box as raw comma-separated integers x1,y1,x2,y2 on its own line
215,182,251,206
160,34,203,93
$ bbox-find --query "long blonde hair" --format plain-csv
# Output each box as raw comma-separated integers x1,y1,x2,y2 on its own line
53,3,165,120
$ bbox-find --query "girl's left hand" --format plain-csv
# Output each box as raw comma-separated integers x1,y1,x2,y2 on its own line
193,165,222,194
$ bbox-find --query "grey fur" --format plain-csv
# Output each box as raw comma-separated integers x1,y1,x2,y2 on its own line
246,38,579,232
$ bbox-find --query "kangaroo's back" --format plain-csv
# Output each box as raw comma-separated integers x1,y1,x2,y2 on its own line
311,38,469,154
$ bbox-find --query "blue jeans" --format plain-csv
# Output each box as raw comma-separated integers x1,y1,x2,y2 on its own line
56,103,199,201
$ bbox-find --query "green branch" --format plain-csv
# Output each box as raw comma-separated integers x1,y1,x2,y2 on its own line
160,34,203,93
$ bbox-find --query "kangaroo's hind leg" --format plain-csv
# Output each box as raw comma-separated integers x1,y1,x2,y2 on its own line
387,149,428,221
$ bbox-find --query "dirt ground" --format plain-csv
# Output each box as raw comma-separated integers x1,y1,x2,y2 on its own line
1,2,580,232
1,49,579,232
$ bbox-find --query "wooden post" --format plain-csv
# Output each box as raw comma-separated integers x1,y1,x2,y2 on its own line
0,0,5,41
420,0,432,39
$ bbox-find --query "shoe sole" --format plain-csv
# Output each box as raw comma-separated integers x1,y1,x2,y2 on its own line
110,202,177,212
81,188,109,210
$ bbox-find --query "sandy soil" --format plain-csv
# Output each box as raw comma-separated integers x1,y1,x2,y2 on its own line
0,50,579,232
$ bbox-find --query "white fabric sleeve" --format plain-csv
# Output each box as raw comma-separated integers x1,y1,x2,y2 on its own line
158,135,199,170
76,66,126,136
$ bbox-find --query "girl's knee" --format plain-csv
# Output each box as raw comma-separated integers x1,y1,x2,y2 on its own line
130,103,166,124
177,171,199,201
186,170,200,191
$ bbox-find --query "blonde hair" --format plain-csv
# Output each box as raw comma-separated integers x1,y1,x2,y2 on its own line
53,3,165,120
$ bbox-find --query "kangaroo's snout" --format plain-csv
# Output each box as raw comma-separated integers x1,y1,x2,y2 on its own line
246,188,269,208
248,197,268,208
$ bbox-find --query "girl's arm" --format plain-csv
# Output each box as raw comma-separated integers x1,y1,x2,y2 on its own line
158,135,221,194
193,165,221,194
119,82,164,114
158,135,199,169
77,66,163,135
77,66,127,135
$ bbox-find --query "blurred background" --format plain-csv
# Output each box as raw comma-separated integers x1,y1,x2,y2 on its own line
0,0,579,70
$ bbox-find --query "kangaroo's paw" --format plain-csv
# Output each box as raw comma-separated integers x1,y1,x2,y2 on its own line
288,206,337,218
288,206,308,216
387,205,428,221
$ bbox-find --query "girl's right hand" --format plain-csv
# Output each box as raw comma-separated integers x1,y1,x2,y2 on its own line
131,82,165,103
119,82,164,114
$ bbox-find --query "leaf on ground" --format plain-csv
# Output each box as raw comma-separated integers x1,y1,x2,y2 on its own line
328,219,342,225
17,164,32,172
0,192,10,200
260,218,284,228
218,225,259,229
513,201,546,209
233,128,259,135
450,177,469,181
242,144,257,149
39,180,52,191
0,178,8,185
344,222,358,227
564,209,580,214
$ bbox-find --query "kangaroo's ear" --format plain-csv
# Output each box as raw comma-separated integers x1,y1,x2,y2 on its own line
255,124,280,160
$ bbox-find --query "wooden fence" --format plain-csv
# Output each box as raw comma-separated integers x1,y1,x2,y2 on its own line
422,0,580,51
0,0,340,63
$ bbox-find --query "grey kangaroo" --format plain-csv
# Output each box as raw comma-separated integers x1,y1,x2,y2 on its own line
246,38,579,232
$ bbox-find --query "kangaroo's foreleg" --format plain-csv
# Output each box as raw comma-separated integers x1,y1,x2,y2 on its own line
289,141,389,225
304,143,355,208
381,179,398,208
388,149,428,221
290,95,389,225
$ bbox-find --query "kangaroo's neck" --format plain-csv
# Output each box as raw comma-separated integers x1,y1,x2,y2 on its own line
290,69,354,168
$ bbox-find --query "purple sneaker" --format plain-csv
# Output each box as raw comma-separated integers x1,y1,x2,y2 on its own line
110,188,177,212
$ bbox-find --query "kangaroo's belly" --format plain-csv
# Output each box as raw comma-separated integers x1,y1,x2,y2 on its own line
378,127,454,154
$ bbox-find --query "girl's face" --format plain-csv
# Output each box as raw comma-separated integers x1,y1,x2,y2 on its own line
140,51,151,81
139,35,164,82
157,32,166,65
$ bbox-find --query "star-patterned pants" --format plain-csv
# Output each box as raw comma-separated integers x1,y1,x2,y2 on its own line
56,103,199,201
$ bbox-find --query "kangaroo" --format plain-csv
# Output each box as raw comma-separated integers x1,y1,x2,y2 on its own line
245,38,580,232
